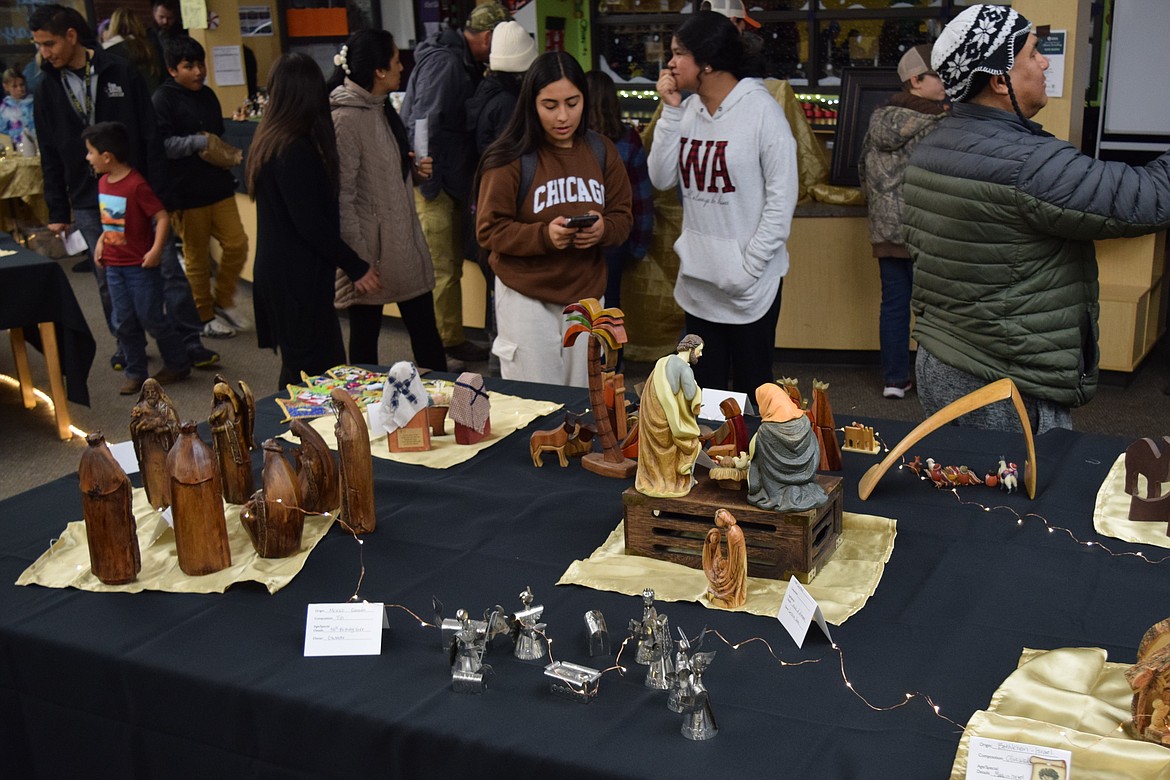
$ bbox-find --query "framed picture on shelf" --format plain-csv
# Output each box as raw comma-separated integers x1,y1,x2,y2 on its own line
829,67,902,188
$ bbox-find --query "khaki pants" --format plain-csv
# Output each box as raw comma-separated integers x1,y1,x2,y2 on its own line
413,188,464,347
171,196,249,322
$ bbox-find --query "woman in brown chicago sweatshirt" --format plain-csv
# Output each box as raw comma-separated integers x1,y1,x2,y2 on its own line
475,52,632,387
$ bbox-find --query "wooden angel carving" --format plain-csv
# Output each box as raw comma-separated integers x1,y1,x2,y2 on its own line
703,508,747,609
167,421,232,576
331,388,376,534
210,380,254,504
79,432,141,585
290,418,340,515
240,439,305,558
129,378,181,509
213,374,256,451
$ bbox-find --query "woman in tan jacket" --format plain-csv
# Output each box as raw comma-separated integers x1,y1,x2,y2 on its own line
327,29,446,370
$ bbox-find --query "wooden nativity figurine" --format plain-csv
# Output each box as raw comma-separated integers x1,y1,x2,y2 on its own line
240,439,305,558
79,432,141,585
289,418,340,515
703,508,748,609
450,371,491,445
378,361,431,453
529,413,593,468
129,378,181,509
634,334,704,498
1124,436,1170,523
708,397,749,460
167,421,232,576
213,374,256,452
747,383,829,513
331,387,376,534
807,380,842,471
209,380,254,504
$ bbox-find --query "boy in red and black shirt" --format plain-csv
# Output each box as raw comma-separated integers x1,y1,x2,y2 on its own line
82,121,191,394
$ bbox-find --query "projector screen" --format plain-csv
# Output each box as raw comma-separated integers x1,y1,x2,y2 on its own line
1102,0,1170,136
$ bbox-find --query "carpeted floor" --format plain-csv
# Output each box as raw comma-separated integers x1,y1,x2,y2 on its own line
2,251,1168,502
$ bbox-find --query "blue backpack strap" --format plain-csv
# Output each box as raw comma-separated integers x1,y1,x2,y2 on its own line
514,132,608,212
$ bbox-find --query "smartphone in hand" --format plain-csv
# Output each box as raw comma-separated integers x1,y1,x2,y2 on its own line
564,213,600,229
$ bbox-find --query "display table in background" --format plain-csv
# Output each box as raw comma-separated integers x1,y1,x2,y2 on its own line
0,377,1163,778
0,232,95,438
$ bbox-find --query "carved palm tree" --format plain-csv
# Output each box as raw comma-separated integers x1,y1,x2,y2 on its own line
563,298,637,478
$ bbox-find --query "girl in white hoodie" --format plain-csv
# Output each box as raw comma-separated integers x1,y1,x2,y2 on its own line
649,10,797,393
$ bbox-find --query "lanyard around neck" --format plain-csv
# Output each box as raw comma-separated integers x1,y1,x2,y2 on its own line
66,51,93,124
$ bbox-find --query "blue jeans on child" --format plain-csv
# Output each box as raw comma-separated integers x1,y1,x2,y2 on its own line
878,257,914,386
106,264,191,380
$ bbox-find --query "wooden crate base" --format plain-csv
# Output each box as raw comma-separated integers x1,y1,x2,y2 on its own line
622,474,843,584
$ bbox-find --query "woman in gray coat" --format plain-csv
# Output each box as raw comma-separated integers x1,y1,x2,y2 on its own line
327,29,446,370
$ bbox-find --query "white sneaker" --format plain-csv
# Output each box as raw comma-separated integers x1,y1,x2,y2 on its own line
882,382,913,399
215,303,252,331
202,315,236,338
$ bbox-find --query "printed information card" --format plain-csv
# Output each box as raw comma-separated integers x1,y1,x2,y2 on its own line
965,737,1071,780
777,576,833,648
303,603,384,657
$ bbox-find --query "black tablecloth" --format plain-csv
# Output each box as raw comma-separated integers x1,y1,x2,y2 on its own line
0,232,95,406
0,377,1161,779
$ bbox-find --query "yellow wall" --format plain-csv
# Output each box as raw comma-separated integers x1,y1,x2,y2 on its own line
187,0,249,110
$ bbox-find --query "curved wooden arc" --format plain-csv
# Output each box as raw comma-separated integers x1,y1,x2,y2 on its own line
858,378,1037,500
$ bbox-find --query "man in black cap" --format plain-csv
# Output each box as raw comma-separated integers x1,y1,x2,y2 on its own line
903,3,1170,433
400,1,509,368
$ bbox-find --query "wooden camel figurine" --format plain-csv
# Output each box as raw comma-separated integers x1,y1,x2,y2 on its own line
1124,436,1170,523
530,414,594,468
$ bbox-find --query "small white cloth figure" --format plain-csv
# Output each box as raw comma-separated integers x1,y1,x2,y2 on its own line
379,362,428,434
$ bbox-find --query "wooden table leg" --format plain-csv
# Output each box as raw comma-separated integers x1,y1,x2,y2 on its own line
37,321,73,440
8,327,36,409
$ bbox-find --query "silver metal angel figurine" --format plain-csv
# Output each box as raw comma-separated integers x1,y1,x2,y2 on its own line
450,609,492,694
512,586,547,662
679,651,718,740
667,629,693,713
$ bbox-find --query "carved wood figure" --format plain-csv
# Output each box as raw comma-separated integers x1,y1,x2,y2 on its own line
602,371,630,443
703,509,747,609
240,439,305,557
779,377,803,409
1124,437,1170,523
747,383,829,513
531,415,584,468
380,362,431,453
290,418,340,515
331,388,376,534
635,335,705,498
807,380,842,471
213,374,256,451
709,398,749,460
79,432,141,585
209,381,254,504
450,372,492,445
129,378,181,509
1126,617,1170,745
562,299,637,478
167,421,232,576
841,422,879,454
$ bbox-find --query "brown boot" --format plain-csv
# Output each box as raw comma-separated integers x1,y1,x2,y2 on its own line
152,366,191,385
119,376,145,395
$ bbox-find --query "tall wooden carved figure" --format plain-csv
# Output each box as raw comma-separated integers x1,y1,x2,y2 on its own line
241,439,305,557
703,509,747,609
808,380,842,472
214,374,257,452
290,418,340,515
331,388,376,534
79,432,141,585
129,378,181,509
168,421,232,576
210,381,254,504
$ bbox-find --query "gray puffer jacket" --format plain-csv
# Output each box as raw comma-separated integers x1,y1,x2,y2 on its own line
331,80,434,307
904,102,1170,407
858,92,945,257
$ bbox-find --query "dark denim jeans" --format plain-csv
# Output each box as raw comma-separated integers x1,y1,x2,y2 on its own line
159,232,207,351
72,208,115,338
878,257,914,386
106,264,191,380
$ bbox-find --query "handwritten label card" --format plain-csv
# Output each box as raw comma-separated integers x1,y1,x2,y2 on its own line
777,576,833,648
965,737,1071,780
303,603,384,657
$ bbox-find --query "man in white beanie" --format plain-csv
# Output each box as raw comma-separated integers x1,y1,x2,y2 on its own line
466,20,536,155
903,4,1170,434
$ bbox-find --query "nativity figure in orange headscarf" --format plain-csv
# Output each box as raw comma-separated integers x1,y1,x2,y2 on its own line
747,383,829,513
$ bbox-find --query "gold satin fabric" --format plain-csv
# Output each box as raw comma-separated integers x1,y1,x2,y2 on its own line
557,512,896,625
0,156,49,233
17,486,335,595
278,391,562,469
950,647,1170,779
1093,454,1170,548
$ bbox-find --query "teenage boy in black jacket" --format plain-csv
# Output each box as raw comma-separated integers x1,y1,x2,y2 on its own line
153,35,250,339
31,4,217,370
